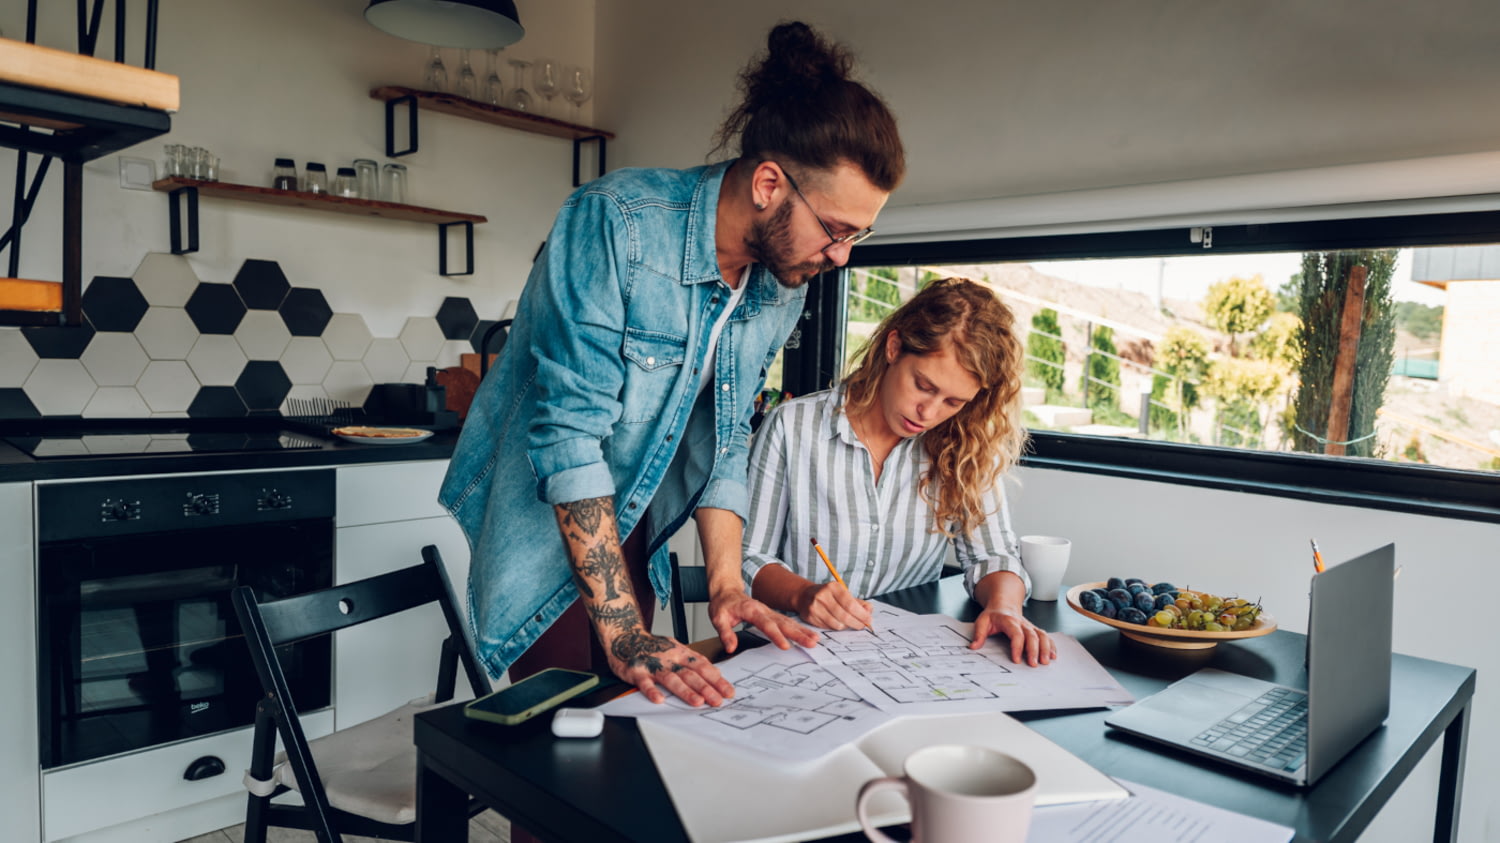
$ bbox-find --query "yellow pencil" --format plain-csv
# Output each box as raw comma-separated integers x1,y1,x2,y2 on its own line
810,537,875,632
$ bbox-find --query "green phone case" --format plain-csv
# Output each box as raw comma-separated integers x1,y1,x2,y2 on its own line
463,668,600,726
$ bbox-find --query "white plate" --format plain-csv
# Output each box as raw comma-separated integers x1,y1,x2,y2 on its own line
332,426,434,445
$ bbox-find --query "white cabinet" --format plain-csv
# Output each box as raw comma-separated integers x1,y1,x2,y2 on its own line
0,483,39,843
335,461,487,728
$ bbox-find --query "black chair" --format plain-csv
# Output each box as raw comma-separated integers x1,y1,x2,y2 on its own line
668,551,710,643
232,545,490,843
477,317,513,378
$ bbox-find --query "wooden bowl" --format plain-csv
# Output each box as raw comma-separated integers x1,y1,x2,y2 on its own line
1064,582,1278,650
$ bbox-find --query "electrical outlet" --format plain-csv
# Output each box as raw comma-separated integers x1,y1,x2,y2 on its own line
118,157,157,191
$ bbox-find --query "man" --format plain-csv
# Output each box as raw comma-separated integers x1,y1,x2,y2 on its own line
440,21,905,706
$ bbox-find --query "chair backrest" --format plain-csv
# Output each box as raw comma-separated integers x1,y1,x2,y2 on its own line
668,551,709,643
232,545,488,841
477,318,512,378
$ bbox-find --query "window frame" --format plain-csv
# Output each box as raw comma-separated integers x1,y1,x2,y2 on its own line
797,208,1500,525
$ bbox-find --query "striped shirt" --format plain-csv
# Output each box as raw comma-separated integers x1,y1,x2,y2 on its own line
743,388,1029,600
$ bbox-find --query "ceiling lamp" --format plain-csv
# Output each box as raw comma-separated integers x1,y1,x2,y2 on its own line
364,0,525,49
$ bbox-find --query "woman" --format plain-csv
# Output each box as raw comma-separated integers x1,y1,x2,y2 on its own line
743,278,1056,666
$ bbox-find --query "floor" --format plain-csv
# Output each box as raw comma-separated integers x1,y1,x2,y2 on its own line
176,810,511,842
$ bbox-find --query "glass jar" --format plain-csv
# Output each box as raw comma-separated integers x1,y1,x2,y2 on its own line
333,167,358,198
353,158,379,199
272,158,297,190
303,162,328,194
381,162,408,204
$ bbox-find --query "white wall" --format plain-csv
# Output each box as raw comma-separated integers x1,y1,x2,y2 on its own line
1009,466,1498,843
1,0,594,334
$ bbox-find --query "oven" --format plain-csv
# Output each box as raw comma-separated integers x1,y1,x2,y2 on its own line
36,469,334,769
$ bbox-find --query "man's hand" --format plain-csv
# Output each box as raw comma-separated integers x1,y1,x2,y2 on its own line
794,582,875,631
970,608,1056,667
709,589,820,654
603,627,734,706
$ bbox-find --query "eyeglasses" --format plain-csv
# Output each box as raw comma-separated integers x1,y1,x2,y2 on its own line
779,166,875,252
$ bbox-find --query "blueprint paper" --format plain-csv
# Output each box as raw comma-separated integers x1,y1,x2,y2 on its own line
806,614,1133,714
599,644,894,762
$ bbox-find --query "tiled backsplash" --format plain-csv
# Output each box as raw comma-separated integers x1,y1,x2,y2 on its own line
0,253,501,419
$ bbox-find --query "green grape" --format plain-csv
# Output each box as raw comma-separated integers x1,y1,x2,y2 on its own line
1153,610,1175,627
1203,620,1226,632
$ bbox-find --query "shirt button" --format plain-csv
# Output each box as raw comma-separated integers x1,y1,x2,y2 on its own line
628,502,637,509
721,383,730,392
666,434,674,442
534,614,543,623
712,296,721,304
693,368,700,375
871,524,880,533
720,447,729,454
646,356,656,366
866,560,876,569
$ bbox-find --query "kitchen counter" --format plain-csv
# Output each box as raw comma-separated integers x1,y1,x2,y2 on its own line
0,425,457,483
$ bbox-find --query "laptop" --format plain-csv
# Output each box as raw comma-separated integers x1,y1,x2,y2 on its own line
1104,543,1394,787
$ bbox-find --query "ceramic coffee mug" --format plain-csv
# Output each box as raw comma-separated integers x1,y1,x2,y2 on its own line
1020,535,1072,602
855,744,1037,843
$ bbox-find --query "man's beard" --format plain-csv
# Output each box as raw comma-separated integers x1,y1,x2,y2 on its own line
745,200,834,289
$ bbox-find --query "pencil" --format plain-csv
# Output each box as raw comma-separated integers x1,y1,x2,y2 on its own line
1310,538,1325,574
811,537,875,632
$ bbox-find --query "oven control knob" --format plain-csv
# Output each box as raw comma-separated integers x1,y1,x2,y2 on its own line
100,499,140,521
260,490,292,510
185,493,220,516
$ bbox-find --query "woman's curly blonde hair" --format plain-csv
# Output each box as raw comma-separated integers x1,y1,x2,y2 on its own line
841,277,1027,537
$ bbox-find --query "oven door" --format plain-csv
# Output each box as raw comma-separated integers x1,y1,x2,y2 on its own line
38,520,332,768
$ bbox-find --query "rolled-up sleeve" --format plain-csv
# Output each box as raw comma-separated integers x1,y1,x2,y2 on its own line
954,477,1031,599
526,190,630,505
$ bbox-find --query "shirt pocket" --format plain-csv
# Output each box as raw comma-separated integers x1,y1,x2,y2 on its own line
621,327,688,424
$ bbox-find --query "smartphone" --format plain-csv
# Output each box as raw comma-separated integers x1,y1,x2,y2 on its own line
464,667,600,726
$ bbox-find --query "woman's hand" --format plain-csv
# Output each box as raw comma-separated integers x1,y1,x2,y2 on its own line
604,627,735,706
970,608,1056,666
795,582,875,631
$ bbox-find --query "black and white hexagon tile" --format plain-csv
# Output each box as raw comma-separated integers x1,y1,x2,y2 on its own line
0,253,500,420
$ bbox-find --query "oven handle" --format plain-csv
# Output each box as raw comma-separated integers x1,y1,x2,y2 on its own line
183,755,226,781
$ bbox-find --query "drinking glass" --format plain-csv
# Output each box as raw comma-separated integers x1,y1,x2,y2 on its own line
506,59,534,112
163,143,185,177
483,48,505,106
533,58,559,116
353,158,379,199
381,162,408,203
562,65,593,122
423,46,448,91
456,48,478,100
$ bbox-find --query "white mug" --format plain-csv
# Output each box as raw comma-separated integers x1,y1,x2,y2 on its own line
856,744,1036,843
1020,535,1072,602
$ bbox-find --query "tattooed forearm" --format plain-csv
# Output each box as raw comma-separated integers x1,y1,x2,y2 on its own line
610,630,672,674
584,601,641,631
578,542,627,601
560,496,612,536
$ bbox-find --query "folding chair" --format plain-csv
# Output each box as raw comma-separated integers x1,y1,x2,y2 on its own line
232,545,490,843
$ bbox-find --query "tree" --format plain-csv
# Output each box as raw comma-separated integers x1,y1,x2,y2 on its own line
851,267,902,322
1204,274,1275,357
1025,308,1065,393
1202,358,1285,448
1081,325,1120,411
1250,311,1302,372
1394,301,1443,341
1289,250,1398,458
1150,326,1210,435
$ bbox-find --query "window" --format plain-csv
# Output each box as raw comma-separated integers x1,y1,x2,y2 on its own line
795,211,1500,523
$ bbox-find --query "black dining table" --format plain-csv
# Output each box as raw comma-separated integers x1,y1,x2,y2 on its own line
413,574,1473,843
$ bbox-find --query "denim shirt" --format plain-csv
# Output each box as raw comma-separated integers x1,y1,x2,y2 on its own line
439,162,807,678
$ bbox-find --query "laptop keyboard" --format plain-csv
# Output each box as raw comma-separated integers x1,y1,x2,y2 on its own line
1190,686,1309,772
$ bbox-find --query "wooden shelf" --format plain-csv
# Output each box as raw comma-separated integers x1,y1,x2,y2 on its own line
370,86,612,141
150,178,487,225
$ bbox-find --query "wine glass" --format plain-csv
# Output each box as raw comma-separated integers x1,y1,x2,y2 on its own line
532,58,560,116
483,48,505,106
562,64,593,122
506,59,534,112
455,48,478,100
423,46,448,92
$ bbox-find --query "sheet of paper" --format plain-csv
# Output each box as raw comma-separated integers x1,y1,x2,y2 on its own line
599,644,895,762
868,598,916,621
806,614,1133,714
638,709,1127,843
1028,779,1295,842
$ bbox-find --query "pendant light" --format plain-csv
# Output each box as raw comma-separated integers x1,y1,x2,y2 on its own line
364,0,524,49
